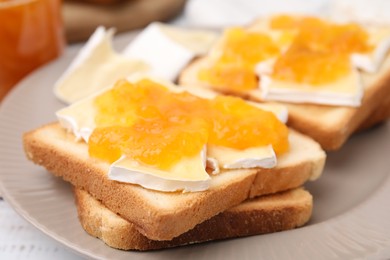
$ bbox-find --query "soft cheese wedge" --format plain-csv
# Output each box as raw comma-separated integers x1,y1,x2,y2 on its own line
351,27,390,73
254,16,390,106
208,144,276,174
56,97,96,142
257,59,364,107
122,22,218,81
54,24,218,104
54,27,149,104
110,153,209,192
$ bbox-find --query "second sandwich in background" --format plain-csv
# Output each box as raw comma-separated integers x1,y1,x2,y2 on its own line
179,14,390,150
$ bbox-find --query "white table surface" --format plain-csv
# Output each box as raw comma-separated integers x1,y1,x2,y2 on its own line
0,196,83,259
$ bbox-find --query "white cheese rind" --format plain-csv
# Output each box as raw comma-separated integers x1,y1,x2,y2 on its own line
57,26,108,85
157,23,218,55
109,154,210,192
122,23,218,81
256,59,364,107
250,101,288,123
206,157,220,175
351,28,390,73
208,145,277,170
122,23,195,81
56,97,96,142
53,27,149,104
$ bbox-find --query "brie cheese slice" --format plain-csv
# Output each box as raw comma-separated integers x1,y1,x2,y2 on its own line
54,27,149,104
351,27,390,73
122,23,218,81
256,59,364,107
109,152,210,192
207,144,276,174
56,97,96,142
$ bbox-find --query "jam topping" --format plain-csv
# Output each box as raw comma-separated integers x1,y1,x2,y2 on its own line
200,15,373,88
89,118,209,170
199,28,279,91
198,64,258,91
272,44,352,85
216,28,280,67
270,15,373,85
89,79,289,169
270,15,372,54
208,95,289,155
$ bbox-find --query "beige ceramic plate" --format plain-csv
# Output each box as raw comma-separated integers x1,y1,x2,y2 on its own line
1,32,390,259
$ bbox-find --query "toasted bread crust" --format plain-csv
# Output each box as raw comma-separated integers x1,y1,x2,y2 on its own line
179,53,390,151
357,88,390,131
23,123,324,241
75,187,312,250
284,65,390,150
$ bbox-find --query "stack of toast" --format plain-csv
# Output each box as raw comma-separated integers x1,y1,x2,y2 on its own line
74,187,312,250
23,117,325,249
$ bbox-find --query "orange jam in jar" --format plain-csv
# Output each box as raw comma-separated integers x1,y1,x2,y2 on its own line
0,0,64,101
199,28,279,91
270,15,372,85
89,79,289,169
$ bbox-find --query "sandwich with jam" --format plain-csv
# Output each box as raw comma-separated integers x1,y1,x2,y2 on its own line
23,76,325,249
179,15,390,150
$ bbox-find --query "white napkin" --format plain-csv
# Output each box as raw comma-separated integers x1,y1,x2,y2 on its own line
184,0,329,28
184,0,390,28
330,0,390,25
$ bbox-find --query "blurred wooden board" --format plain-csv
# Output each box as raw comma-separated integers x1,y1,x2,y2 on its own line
63,0,186,43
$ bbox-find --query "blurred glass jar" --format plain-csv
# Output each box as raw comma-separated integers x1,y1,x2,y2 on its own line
0,0,65,101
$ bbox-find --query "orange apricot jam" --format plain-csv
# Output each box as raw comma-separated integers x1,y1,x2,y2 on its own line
217,28,280,67
90,80,210,169
294,20,372,54
0,0,64,101
209,95,289,155
270,15,372,85
272,45,352,85
89,79,289,169
89,118,209,170
270,15,323,31
199,27,279,91
198,64,258,91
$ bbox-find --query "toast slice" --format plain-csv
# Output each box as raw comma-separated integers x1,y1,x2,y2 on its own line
356,87,390,131
23,123,325,241
74,187,312,251
178,35,390,151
